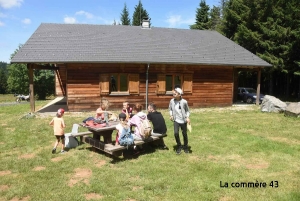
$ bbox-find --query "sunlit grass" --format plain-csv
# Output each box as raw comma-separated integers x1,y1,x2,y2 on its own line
0,96,300,201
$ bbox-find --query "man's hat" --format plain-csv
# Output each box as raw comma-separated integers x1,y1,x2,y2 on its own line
174,88,183,95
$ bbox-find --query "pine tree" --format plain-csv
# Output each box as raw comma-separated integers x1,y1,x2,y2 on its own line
190,0,210,30
0,62,8,94
209,5,221,31
222,0,300,99
132,0,150,26
120,3,131,25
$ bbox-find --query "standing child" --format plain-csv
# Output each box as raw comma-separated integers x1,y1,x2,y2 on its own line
49,108,66,154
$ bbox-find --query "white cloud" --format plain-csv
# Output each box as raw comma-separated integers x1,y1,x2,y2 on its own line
0,12,7,18
22,18,31,24
64,16,76,24
75,10,94,19
0,0,23,9
165,14,194,28
0,20,4,26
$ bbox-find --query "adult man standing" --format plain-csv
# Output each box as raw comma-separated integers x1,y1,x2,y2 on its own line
169,88,190,154
147,103,168,150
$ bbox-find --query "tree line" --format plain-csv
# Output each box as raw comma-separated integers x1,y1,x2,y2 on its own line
0,47,54,99
1,0,299,100
189,0,300,100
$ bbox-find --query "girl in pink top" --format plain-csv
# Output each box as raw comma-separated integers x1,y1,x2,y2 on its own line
49,108,66,154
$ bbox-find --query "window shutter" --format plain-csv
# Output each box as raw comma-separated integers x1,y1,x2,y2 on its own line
99,74,110,95
129,74,139,94
183,74,193,93
157,74,166,94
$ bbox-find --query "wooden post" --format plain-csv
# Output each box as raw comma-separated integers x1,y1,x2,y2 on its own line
28,63,35,112
256,68,261,105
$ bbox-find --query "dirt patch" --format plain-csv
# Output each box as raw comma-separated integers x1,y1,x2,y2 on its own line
132,186,143,191
51,156,64,162
268,137,300,145
5,127,15,132
33,166,46,171
10,196,30,201
19,153,35,159
246,163,269,169
0,185,10,191
193,105,257,113
68,168,92,187
0,170,11,176
94,160,106,168
0,142,4,145
84,193,103,200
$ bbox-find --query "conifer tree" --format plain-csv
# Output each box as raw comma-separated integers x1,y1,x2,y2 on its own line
120,3,131,25
132,0,150,26
190,0,210,30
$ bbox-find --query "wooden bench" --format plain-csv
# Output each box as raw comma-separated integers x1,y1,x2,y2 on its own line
71,131,93,143
84,135,167,157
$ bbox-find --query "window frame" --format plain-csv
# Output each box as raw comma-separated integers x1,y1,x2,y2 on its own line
165,74,183,95
110,73,129,95
156,73,192,95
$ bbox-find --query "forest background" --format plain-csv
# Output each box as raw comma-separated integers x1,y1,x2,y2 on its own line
0,0,299,101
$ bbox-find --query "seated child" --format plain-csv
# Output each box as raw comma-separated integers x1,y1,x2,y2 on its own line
129,103,150,141
122,101,133,119
115,113,129,145
83,99,109,124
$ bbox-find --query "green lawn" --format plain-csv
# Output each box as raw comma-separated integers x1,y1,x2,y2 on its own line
0,94,300,201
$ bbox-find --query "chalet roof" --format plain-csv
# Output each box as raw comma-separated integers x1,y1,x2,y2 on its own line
11,23,272,67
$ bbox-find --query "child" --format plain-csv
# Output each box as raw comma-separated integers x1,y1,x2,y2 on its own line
49,108,66,154
129,103,149,140
122,101,133,119
95,99,110,120
115,113,129,145
83,99,110,124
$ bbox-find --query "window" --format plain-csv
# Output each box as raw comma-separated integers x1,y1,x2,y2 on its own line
166,74,182,92
110,74,128,92
100,73,139,95
157,74,192,95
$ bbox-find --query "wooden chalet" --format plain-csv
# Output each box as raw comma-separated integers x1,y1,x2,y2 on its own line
11,20,272,112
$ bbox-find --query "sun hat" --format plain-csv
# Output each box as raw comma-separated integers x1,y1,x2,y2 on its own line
174,88,183,95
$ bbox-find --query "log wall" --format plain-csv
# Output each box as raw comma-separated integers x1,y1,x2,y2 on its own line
56,63,234,111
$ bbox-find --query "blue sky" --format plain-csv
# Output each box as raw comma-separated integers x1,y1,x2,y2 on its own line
0,0,219,63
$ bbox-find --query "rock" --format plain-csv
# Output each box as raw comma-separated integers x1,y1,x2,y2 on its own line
284,102,300,117
261,95,287,113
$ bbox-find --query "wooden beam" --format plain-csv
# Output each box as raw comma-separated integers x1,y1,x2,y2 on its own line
28,63,35,112
256,68,261,105
32,63,59,70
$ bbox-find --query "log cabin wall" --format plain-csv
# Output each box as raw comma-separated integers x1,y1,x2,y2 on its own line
63,63,234,112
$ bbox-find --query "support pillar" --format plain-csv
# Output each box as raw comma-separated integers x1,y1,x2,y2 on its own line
256,68,261,105
28,63,35,112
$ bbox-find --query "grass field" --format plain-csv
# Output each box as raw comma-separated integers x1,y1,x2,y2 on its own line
0,94,300,201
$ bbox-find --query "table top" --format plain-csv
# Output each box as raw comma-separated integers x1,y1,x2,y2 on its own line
81,121,119,132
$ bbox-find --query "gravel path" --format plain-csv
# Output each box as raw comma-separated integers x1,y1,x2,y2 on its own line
0,101,29,107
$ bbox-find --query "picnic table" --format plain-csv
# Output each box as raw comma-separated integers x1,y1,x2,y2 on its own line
77,121,167,157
